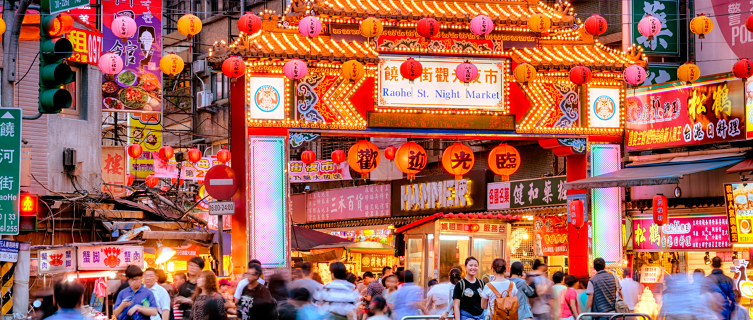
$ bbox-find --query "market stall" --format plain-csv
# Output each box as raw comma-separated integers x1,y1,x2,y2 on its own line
306,241,395,282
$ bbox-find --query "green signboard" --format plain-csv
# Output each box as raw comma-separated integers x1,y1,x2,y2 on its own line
42,0,89,14
632,0,680,55
0,109,20,235
645,64,680,85
509,176,567,208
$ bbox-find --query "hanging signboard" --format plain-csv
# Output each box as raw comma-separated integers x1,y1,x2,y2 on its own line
494,176,568,209
533,215,569,256
154,156,230,180
392,171,487,217
487,182,511,210
289,159,352,183
378,56,506,110
129,113,162,179
307,184,390,222
631,0,680,56
723,183,753,243
101,146,127,197
101,0,162,113
641,266,663,283
77,245,144,270
626,74,746,152
632,215,731,250
39,248,76,273
68,28,102,65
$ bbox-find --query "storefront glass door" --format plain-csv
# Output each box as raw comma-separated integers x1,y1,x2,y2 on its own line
439,235,469,280
406,237,424,287
473,238,504,282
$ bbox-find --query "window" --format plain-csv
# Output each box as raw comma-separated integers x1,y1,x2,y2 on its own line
61,65,83,119
211,73,229,101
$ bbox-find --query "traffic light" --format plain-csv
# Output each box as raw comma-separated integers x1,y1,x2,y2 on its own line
38,13,74,114
18,194,38,232
19,194,37,216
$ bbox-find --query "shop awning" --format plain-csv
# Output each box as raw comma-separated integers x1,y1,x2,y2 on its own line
291,226,352,251
564,154,744,190
309,241,394,254
727,158,753,174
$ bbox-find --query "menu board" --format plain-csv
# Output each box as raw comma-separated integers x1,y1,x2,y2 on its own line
533,215,569,256
632,215,731,250
641,266,663,283
723,183,753,243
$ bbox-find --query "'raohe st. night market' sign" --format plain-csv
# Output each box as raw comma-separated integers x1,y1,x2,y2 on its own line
625,74,745,152
632,215,731,251
378,56,506,110
391,170,487,216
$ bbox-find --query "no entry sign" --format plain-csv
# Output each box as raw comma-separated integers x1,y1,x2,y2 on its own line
204,165,238,200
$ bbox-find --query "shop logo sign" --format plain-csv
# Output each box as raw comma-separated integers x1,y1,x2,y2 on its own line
593,95,616,121
255,85,280,112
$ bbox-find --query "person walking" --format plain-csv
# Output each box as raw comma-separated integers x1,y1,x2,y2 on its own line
619,268,641,313
237,263,277,320
551,272,566,320
427,273,454,315
706,256,735,320
234,259,267,304
143,268,171,320
365,270,385,302
290,262,323,302
174,257,204,320
559,275,580,320
586,258,620,319
509,261,535,320
44,281,86,320
576,276,589,314
529,259,554,320
366,296,392,320
190,271,226,320
392,270,426,320
172,273,187,320
114,265,159,320
382,274,399,307
480,258,518,320
453,257,485,320
315,261,361,320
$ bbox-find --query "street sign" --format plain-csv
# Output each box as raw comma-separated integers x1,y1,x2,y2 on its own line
204,165,238,200
0,240,19,262
42,0,90,14
209,201,235,215
0,109,21,235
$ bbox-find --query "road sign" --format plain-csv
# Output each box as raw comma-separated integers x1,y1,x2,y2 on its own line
0,109,21,235
0,241,19,263
204,165,238,200
209,201,235,215
42,0,90,14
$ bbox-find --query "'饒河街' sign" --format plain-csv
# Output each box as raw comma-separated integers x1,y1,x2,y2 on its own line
378,56,506,110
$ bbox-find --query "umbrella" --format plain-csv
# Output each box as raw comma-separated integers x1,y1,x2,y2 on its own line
291,226,351,251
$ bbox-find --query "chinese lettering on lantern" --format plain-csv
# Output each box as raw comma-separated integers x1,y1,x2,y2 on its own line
451,151,473,170
40,248,76,273
77,245,144,270
407,150,426,170
358,149,378,170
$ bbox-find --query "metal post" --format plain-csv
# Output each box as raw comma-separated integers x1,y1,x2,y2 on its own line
218,215,224,276
241,0,244,15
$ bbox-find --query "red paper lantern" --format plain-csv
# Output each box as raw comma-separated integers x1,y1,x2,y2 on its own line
445,213,455,218
733,58,753,81
395,141,427,180
653,194,669,226
570,64,592,85
469,214,477,219
146,175,159,187
488,144,521,180
222,57,245,80
570,199,585,228
400,58,423,83
384,146,397,161
197,180,204,185
348,140,380,179
457,213,466,219
584,14,608,36
127,144,143,159
442,142,475,180
331,149,346,164
171,178,185,186
217,148,231,164
497,214,504,219
158,145,174,160
238,12,262,34
301,150,316,164
417,17,440,39
746,14,753,32
126,174,134,186
187,148,202,163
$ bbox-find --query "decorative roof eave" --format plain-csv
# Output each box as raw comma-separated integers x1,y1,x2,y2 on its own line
283,0,575,27
509,43,646,71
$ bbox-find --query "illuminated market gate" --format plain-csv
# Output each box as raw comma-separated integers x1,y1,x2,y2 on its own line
208,3,642,275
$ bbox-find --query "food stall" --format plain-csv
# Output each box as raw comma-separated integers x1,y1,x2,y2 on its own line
306,241,395,282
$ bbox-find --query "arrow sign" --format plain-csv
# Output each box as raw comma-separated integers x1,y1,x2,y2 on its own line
204,165,238,200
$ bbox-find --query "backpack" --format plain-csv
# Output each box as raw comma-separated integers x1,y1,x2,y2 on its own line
528,275,539,299
488,282,519,320
459,278,485,293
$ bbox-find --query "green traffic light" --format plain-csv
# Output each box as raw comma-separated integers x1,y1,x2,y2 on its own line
39,88,72,113
40,37,72,61
38,13,74,114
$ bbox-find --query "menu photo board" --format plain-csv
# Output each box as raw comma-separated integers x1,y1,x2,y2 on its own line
533,215,569,256
723,183,753,243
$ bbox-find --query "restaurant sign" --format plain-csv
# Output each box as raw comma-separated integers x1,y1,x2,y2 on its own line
440,222,506,234
378,56,505,110
290,159,352,183
626,74,745,152
67,28,102,65
392,170,487,217
488,176,567,210
724,183,753,243
533,215,568,256
154,156,231,180
632,215,731,250
39,247,76,273
77,245,144,270
307,184,390,222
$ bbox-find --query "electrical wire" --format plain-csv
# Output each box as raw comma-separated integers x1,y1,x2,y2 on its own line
15,51,39,84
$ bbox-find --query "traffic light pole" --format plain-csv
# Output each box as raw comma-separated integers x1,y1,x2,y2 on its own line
1,0,32,110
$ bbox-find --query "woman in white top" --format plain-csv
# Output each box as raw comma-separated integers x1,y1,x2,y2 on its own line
480,258,518,318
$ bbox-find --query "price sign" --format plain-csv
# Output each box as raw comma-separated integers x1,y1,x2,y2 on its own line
42,0,90,13
209,201,235,215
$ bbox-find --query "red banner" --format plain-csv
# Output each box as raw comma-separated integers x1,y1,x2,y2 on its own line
626,75,746,152
533,215,568,256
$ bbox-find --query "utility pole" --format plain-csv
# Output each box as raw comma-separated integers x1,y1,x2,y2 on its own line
2,0,31,109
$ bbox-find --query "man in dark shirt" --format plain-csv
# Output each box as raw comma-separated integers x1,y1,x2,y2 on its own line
706,256,735,320
173,256,204,319
114,266,159,320
236,263,276,319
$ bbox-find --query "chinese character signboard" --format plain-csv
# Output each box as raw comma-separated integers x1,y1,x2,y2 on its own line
359,254,395,272
129,113,162,179
631,0,680,55
695,0,753,74
440,222,507,234
306,184,390,222
289,159,352,183
0,109,20,235
487,182,511,210
102,0,162,113
507,176,568,209
101,146,127,197
0,241,18,262
632,215,731,250
77,245,143,270
154,156,231,180
533,216,568,256
626,74,745,152
378,56,506,110
39,248,76,273
42,0,90,13
641,266,663,283
392,171,487,217
67,28,102,65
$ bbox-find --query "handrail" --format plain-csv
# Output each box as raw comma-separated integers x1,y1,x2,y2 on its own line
576,312,652,320
400,316,442,320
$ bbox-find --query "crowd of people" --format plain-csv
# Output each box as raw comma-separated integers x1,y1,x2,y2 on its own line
38,255,753,320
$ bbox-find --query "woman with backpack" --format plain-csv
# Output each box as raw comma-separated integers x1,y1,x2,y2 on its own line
481,258,519,320
559,275,580,320
452,257,486,320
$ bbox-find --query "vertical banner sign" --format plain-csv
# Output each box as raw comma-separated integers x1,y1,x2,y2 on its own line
533,216,569,256
0,109,21,235
129,113,162,178
631,0,680,55
102,0,162,113
101,146,127,196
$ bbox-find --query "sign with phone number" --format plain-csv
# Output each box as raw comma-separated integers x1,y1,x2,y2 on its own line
67,28,102,66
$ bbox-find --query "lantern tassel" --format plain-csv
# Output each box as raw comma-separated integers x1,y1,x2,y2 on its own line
455,174,462,180
500,175,509,181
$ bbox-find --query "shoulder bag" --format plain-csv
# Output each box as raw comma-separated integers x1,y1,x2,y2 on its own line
613,275,629,313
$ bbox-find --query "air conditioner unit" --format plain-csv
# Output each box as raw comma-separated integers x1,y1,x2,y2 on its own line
196,91,214,108
193,59,206,73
